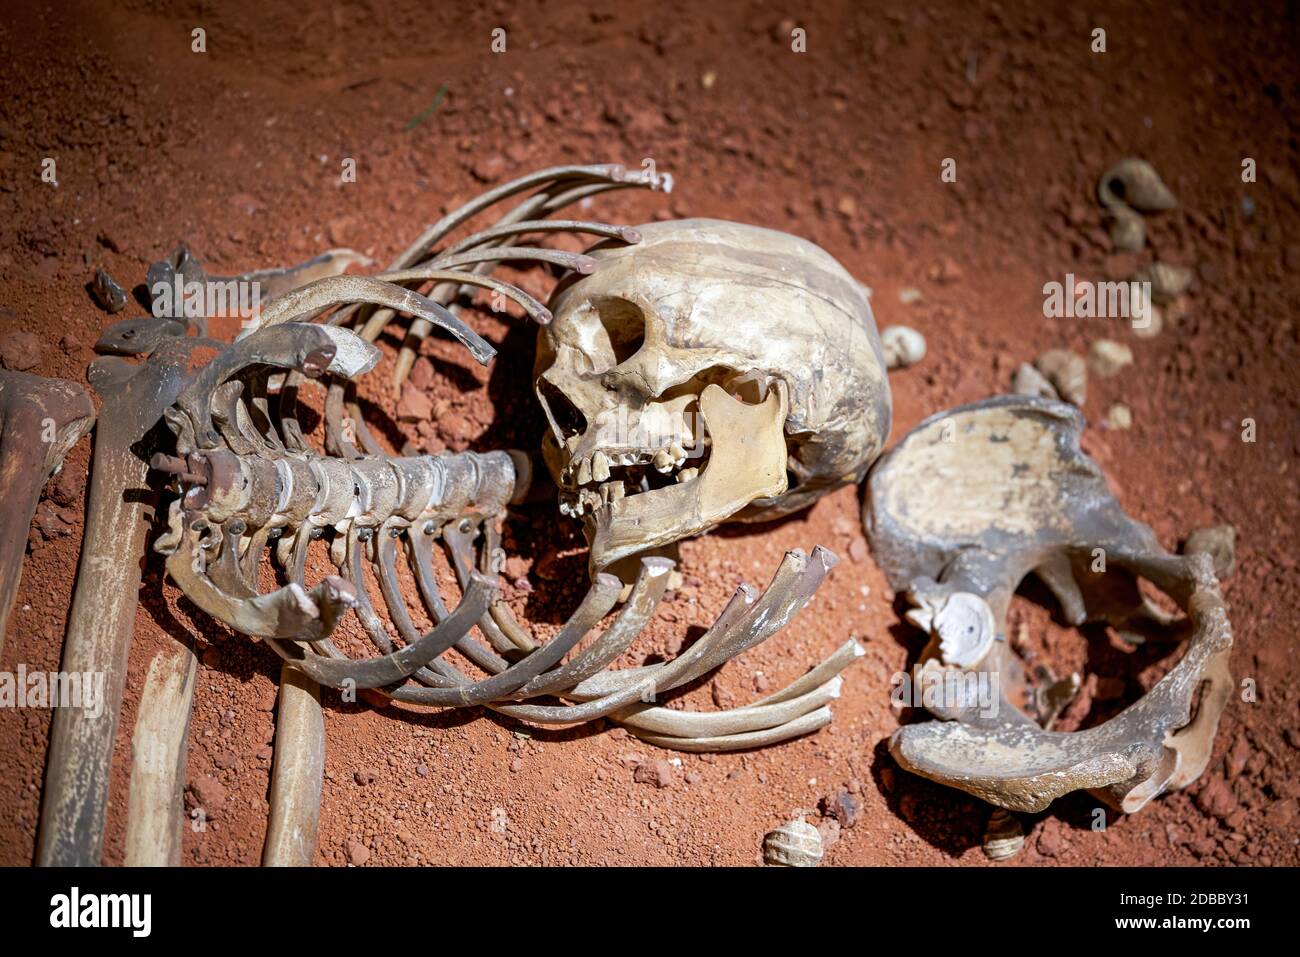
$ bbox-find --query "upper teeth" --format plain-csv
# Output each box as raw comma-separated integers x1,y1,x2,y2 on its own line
559,441,704,516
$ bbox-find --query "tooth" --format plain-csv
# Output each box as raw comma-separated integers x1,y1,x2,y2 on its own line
669,442,686,465
608,480,625,500
677,467,699,484
560,500,572,516
591,450,610,482
653,449,672,473
577,457,592,485
574,497,585,516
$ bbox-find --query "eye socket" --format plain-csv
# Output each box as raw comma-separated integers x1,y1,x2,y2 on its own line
592,297,646,366
537,378,587,439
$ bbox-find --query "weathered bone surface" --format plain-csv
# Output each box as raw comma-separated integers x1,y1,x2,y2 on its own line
864,395,1234,813
0,371,95,657
38,341,203,866
37,163,861,865
536,218,892,571
154,318,855,754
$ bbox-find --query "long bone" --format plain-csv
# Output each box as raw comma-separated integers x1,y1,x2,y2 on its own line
864,395,1235,813
40,277,446,865
37,336,214,866
0,371,95,657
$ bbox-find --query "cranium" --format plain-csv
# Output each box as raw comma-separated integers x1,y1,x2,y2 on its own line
535,218,892,570
864,395,1235,814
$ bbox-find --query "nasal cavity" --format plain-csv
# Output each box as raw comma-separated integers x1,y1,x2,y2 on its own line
537,379,587,439
594,297,646,366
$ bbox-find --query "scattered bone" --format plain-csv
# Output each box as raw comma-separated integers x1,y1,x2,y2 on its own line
881,325,927,369
91,267,128,313
263,664,325,867
1097,158,1177,212
1034,349,1087,406
1088,339,1133,378
0,371,95,657
124,640,198,866
1183,524,1236,580
1105,403,1133,430
1012,362,1059,400
1106,205,1146,252
866,395,1234,814
982,809,1025,861
1134,261,1194,304
763,817,823,867
39,340,199,866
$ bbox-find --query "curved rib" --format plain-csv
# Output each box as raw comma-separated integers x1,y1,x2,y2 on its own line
386,573,622,706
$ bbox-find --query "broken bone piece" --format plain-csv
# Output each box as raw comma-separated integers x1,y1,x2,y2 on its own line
1034,348,1086,406
537,218,891,571
864,395,1234,815
1097,158,1177,212
0,371,96,657
763,817,823,867
881,325,926,369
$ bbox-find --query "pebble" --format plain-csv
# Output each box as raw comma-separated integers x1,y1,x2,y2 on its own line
633,759,673,789
1088,339,1133,377
354,768,378,786
397,383,434,422
1105,403,1132,430
820,790,862,828
185,776,227,818
91,267,128,313
345,839,370,866
0,330,42,371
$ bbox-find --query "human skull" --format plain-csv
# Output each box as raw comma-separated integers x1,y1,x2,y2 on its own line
535,218,892,570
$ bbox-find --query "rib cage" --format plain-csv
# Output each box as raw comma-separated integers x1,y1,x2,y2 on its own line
151,164,861,751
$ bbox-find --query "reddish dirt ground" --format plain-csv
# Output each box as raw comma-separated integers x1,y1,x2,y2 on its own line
0,0,1297,866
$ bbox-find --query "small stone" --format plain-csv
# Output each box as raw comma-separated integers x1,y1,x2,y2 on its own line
0,330,42,371
91,267,128,313
396,383,434,422
416,764,430,777
471,155,507,183
820,790,862,828
835,196,857,217
898,287,922,305
509,757,523,773
345,839,371,866
354,768,378,786
1035,824,1067,858
848,538,869,563
633,759,673,789
1088,339,1133,377
1105,403,1132,430
185,776,227,818
1194,776,1238,822
47,467,81,507
815,816,841,848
